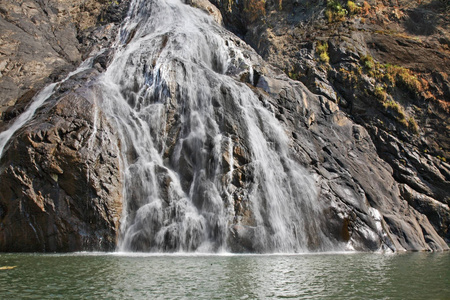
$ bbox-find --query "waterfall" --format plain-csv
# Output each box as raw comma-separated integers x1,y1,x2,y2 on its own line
1,0,448,254
94,0,336,253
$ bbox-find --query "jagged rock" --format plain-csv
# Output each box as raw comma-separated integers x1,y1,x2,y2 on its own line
0,0,128,127
0,75,123,252
222,58,447,251
0,0,129,252
371,128,450,205
400,184,450,243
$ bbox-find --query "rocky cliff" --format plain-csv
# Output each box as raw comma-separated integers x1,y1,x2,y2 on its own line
210,0,450,243
0,0,448,252
0,0,128,251
0,0,128,127
0,70,123,251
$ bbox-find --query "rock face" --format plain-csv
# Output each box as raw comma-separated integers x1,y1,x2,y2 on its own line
247,74,446,251
0,69,123,252
0,0,128,252
0,0,448,252
0,0,128,128
211,0,450,245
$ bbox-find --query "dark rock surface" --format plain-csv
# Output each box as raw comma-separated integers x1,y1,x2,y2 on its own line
245,72,446,251
0,0,128,252
0,70,123,252
107,0,446,251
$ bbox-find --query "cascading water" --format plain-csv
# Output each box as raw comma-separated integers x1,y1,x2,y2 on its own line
94,0,338,253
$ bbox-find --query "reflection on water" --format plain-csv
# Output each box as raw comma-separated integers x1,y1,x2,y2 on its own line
0,252,448,299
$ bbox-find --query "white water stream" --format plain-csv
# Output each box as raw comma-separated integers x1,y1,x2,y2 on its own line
0,0,339,253
96,0,336,252
0,58,95,157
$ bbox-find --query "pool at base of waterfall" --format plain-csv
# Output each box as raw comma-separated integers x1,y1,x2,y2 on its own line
0,252,448,299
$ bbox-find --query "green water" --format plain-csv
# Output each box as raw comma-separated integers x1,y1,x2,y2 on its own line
0,252,448,299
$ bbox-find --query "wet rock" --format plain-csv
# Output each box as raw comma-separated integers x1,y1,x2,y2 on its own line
0,84,122,252
186,0,223,25
0,0,128,251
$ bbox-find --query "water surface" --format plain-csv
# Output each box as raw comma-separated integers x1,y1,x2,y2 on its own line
0,252,448,299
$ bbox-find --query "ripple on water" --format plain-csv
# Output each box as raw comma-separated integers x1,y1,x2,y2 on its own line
0,252,448,299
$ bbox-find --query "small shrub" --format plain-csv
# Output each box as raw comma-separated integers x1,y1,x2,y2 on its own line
288,71,299,80
361,54,374,70
320,52,330,63
362,61,425,99
407,117,419,134
317,41,330,63
384,65,423,95
245,0,266,23
399,119,408,128
340,67,358,85
398,70,422,95
384,100,403,115
437,156,447,163
325,10,333,23
277,0,282,10
347,1,359,15
317,41,328,53
374,86,387,102
384,100,406,123
383,65,396,85
361,1,370,15
325,0,347,23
